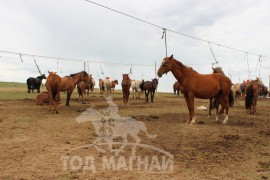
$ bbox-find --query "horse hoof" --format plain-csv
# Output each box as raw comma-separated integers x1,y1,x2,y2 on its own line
56,111,59,114
222,121,227,124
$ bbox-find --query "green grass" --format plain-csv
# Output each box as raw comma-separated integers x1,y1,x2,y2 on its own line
0,81,174,100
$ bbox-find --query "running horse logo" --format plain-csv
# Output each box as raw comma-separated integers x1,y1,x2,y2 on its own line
76,96,157,156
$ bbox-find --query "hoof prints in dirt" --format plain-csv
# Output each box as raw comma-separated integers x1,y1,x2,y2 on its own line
132,115,159,121
223,135,240,141
258,130,270,137
230,120,255,127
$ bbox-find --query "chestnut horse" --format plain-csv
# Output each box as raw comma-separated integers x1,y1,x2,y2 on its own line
45,71,61,113
157,55,233,124
77,81,89,104
141,78,158,103
60,71,90,106
173,81,180,96
245,80,259,114
121,74,131,105
111,80,118,94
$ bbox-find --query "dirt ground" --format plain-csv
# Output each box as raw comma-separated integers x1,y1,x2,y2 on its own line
0,88,270,179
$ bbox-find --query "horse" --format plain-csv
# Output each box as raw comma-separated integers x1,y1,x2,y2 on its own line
232,77,264,104
45,71,61,114
104,77,112,97
141,78,158,103
131,80,143,99
245,80,259,114
26,74,46,93
111,80,118,94
157,55,233,124
35,91,49,105
77,81,89,104
60,71,90,106
173,81,180,96
89,76,95,94
121,74,131,105
82,74,94,98
209,67,234,118
99,79,104,94
259,85,269,97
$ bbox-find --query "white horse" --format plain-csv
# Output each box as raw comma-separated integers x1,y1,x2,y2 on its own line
131,80,142,99
103,78,112,97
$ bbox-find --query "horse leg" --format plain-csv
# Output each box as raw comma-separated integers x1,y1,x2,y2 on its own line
219,95,229,124
208,98,212,117
188,93,196,124
55,93,60,114
177,90,180,97
151,91,154,103
183,94,192,124
66,91,72,106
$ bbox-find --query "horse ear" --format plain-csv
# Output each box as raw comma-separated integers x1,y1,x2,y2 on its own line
169,54,173,59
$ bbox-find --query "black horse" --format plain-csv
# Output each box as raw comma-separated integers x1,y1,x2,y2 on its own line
141,78,158,103
26,74,46,93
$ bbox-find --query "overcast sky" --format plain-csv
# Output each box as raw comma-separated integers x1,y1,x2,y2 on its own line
0,0,270,92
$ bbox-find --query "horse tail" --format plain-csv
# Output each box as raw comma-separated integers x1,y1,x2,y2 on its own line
229,90,234,107
245,85,253,109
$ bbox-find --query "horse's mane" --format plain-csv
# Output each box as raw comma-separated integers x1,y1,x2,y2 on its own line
69,71,88,77
175,59,198,74
37,74,45,79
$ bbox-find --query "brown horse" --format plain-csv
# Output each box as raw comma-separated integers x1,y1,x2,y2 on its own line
60,71,90,106
209,67,234,118
111,80,118,94
77,81,89,104
245,80,259,114
99,79,104,94
259,85,269,97
141,78,158,103
157,55,233,124
45,71,61,113
173,81,180,96
35,91,49,105
121,74,131,105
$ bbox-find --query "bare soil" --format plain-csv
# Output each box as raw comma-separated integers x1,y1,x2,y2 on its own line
0,91,270,179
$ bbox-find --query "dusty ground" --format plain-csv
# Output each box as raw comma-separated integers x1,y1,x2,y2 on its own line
0,84,270,179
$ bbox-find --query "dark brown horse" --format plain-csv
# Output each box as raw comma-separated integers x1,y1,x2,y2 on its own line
209,67,234,118
245,80,259,114
27,74,46,93
173,81,180,96
141,78,158,103
157,55,233,124
121,74,131,105
60,71,90,106
111,80,118,94
45,71,61,114
259,85,269,97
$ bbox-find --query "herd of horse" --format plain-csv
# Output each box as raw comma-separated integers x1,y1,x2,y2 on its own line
27,55,269,124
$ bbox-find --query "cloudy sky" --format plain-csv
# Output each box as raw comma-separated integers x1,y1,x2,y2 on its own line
0,0,270,92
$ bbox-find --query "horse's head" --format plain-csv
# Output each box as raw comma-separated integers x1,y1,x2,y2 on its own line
115,80,118,84
41,74,47,79
256,77,264,86
157,55,174,77
152,78,159,88
48,71,57,75
212,67,224,75
122,74,129,80
81,71,90,83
